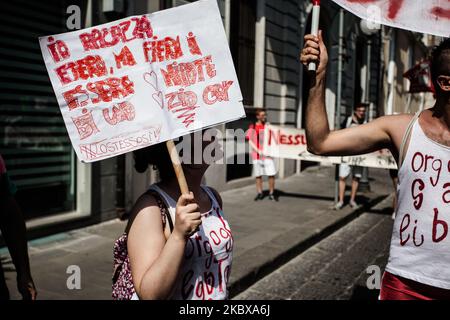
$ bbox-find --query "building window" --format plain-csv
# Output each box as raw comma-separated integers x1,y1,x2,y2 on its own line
0,2,81,220
223,0,257,182
230,0,256,106
169,0,194,8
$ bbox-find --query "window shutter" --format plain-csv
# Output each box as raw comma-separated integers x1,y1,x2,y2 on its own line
0,1,76,218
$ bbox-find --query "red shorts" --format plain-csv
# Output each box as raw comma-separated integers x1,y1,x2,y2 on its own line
380,271,450,300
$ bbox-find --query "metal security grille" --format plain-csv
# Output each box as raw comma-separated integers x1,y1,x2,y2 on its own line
0,1,77,219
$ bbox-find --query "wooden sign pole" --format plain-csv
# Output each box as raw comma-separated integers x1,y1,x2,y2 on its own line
166,139,190,195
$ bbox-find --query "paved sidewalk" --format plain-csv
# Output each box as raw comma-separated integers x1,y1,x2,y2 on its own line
234,194,395,300
1,166,392,299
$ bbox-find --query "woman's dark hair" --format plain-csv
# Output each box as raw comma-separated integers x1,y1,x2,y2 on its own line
133,143,174,180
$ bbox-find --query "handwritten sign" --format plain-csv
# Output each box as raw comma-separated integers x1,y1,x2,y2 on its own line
263,124,397,169
341,149,397,169
39,0,245,163
332,0,450,37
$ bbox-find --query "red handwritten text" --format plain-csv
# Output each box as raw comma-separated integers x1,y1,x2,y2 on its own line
160,55,216,87
143,36,183,63
431,6,450,20
79,126,161,160
71,109,100,140
47,37,70,63
267,129,306,146
411,178,425,210
102,101,135,125
114,46,137,69
399,214,425,247
166,88,198,128
187,32,202,56
63,76,134,110
346,0,404,20
79,15,153,51
203,81,233,105
411,151,443,187
432,208,448,243
347,0,450,21
55,55,107,85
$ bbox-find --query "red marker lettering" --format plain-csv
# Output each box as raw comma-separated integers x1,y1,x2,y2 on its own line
432,208,448,243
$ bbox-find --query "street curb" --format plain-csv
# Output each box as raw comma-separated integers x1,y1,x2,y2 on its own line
228,193,389,298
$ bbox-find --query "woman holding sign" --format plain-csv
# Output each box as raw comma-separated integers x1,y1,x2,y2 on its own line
112,133,233,300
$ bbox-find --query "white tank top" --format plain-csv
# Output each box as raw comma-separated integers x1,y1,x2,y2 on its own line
385,117,450,289
132,184,233,300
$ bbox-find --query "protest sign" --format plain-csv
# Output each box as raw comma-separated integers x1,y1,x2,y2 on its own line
39,0,245,163
263,124,397,169
263,125,307,157
331,0,450,37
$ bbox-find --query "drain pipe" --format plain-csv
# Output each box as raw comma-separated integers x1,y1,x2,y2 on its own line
386,29,396,115
334,9,345,204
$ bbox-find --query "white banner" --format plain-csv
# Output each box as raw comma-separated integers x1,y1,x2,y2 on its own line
331,0,450,37
263,125,397,169
39,0,245,163
340,149,397,169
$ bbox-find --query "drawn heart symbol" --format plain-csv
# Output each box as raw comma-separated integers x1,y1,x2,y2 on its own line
143,71,158,91
152,91,164,109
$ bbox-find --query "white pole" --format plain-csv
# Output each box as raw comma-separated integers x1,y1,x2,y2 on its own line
334,9,345,204
386,30,396,115
308,0,321,72
224,0,231,43
254,0,266,108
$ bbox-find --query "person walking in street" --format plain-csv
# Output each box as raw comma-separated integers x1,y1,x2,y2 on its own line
112,133,233,300
246,108,277,201
335,103,368,210
301,32,450,299
0,154,37,300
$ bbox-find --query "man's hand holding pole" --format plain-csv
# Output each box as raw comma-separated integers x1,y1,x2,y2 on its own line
300,31,330,155
308,0,321,71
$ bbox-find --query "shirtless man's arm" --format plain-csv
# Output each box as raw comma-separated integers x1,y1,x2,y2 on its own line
300,31,413,161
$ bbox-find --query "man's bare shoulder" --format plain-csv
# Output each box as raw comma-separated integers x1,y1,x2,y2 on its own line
378,113,415,123
375,113,414,131
375,113,416,151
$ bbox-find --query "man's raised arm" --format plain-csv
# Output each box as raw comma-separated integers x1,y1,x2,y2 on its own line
300,31,407,157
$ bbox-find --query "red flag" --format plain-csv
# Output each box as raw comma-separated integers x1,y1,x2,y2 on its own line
403,60,435,93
